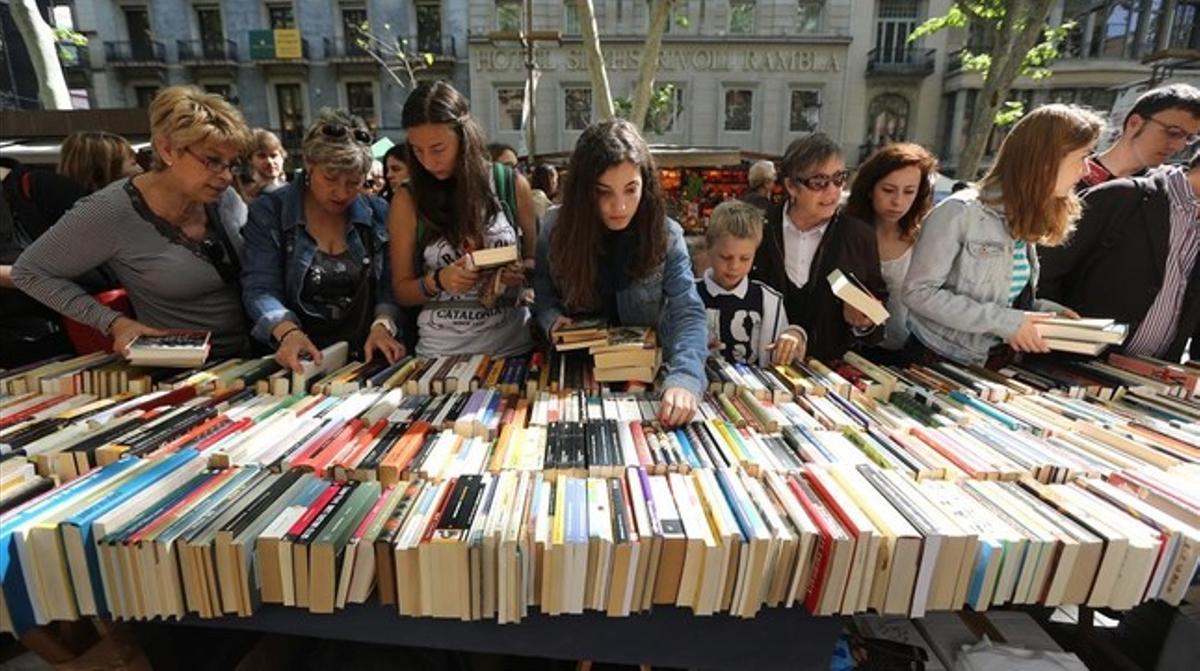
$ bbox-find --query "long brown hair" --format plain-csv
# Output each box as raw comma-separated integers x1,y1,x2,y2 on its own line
550,119,667,312
401,80,497,249
845,142,937,241
979,104,1102,246
58,131,135,193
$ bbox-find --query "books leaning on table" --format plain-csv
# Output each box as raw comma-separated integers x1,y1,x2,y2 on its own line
127,332,212,368
1035,318,1129,356
827,270,889,326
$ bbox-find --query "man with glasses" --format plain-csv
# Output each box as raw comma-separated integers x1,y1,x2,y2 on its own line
1041,149,1200,363
1079,83,1200,190
750,133,887,359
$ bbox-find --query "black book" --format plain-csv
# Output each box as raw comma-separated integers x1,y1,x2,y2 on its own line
0,477,53,513
586,421,602,472
409,432,441,475
359,423,408,471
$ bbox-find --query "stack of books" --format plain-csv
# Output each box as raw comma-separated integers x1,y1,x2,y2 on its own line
1034,317,1128,355
553,321,661,385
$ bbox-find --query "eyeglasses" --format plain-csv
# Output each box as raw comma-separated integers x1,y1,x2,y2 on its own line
1145,117,1200,145
320,123,373,145
184,147,236,174
792,170,850,191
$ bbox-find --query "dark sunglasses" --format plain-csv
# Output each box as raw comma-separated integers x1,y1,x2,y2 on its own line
793,170,850,191
321,123,372,145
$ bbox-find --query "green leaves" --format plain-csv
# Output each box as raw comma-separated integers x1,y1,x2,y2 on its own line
994,100,1026,126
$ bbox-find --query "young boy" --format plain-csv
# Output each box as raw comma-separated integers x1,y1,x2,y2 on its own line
696,201,807,366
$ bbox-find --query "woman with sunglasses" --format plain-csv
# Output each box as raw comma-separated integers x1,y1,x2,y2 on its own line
242,109,405,372
12,86,252,357
534,119,708,427
749,133,887,360
389,81,535,358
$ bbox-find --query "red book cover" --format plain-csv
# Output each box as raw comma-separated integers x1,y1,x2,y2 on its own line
629,422,653,467
0,395,71,428
160,415,229,453
336,418,390,471
303,419,365,474
286,483,341,540
911,427,980,478
286,421,348,469
195,416,252,452
121,385,197,416
787,475,834,613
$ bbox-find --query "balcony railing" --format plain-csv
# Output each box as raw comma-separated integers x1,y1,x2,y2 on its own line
413,34,457,58
866,47,936,76
178,38,238,63
104,40,166,64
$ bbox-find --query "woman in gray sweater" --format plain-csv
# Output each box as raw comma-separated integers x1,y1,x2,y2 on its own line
13,86,252,357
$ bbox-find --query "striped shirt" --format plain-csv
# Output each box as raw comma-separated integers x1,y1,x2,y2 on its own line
1009,240,1030,305
1126,167,1200,358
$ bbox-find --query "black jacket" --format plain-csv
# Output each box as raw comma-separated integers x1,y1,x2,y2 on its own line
750,205,886,360
1040,170,1200,361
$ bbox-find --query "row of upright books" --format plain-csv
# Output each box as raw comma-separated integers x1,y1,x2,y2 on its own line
4,447,1195,634
1,344,1197,634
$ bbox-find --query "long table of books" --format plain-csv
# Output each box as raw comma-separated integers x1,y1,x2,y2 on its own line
1,344,1198,667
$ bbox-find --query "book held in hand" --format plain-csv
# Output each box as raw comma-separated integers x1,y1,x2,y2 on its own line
827,269,889,326
127,331,211,368
467,245,519,270
1034,317,1128,355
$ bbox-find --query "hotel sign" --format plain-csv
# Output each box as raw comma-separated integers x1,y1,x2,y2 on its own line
475,46,842,74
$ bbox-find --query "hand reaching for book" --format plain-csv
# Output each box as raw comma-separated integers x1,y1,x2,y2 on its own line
275,329,323,373
842,303,875,330
769,327,807,365
549,316,574,340
657,387,698,428
364,323,406,364
110,317,168,358
1007,312,1053,353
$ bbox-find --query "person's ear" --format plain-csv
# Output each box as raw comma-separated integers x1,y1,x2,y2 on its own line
154,136,179,168
1125,113,1145,136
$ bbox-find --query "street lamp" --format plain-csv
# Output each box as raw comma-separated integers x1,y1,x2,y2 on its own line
487,0,560,160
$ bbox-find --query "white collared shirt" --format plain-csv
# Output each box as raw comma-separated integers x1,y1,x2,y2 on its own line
781,202,830,289
697,268,801,367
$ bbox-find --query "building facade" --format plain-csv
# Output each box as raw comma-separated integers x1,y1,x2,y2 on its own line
466,0,956,162
6,1,1197,171
44,0,471,146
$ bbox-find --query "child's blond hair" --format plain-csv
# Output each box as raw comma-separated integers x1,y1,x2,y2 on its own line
705,200,765,248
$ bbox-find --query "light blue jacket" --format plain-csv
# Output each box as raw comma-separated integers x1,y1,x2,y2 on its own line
902,189,1067,365
241,181,399,345
534,208,708,397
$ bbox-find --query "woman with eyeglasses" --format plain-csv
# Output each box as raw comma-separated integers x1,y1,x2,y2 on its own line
844,143,937,354
749,133,887,360
241,109,404,372
13,85,252,357
901,104,1095,367
389,80,535,358
534,119,708,427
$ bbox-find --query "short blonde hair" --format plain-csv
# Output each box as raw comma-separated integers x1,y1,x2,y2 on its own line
149,85,251,170
58,131,134,193
301,108,374,176
249,128,286,158
706,200,765,248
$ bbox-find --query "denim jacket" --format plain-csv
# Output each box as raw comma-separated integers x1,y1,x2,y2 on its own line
242,181,399,345
534,207,708,398
902,189,1066,365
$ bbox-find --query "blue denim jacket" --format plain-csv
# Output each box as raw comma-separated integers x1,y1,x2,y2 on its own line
902,189,1066,365
241,181,399,345
534,207,708,398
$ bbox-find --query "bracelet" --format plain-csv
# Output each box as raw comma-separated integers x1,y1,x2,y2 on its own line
274,326,302,347
432,267,446,293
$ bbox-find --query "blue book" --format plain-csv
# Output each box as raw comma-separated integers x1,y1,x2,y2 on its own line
713,469,752,543
0,456,146,634
672,428,701,469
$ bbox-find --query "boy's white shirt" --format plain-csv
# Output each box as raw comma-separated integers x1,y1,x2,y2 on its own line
700,268,806,367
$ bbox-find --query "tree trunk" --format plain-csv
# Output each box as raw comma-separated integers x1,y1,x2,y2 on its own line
576,0,615,120
630,0,673,130
957,0,1056,178
10,0,72,109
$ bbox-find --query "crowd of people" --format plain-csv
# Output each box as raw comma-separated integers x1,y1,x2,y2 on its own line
2,80,1199,427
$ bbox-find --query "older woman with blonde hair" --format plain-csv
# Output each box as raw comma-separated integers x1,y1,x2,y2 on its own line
241,109,404,372
57,131,140,193
13,85,252,357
